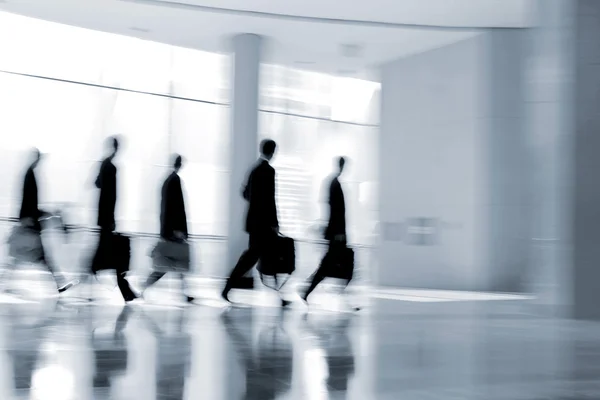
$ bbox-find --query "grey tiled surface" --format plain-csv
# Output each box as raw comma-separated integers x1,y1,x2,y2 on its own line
0,287,596,399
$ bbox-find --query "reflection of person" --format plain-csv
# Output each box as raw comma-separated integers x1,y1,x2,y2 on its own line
6,148,77,293
143,154,194,303
222,139,281,304
92,305,134,390
221,310,293,399
141,308,191,400
2,298,61,399
90,136,137,302
302,157,352,303
301,314,355,395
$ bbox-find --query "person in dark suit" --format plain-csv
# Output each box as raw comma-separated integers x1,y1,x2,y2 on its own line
221,139,283,304
91,136,137,302
12,148,77,293
142,154,194,303
301,157,353,303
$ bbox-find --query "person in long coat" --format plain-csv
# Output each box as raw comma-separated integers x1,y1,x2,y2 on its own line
143,154,194,303
5,148,77,294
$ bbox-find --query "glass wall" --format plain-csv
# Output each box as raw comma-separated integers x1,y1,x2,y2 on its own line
0,11,230,236
0,11,379,281
259,65,380,247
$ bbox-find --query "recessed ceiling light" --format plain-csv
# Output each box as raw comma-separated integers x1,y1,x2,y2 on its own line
130,26,150,33
337,69,357,76
340,43,363,58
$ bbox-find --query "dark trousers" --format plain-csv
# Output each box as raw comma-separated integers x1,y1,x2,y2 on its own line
91,228,136,300
304,240,350,299
2,227,63,290
223,231,275,294
145,271,190,297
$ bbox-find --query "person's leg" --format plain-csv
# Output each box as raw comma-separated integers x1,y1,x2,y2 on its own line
302,266,328,302
144,271,166,290
0,259,16,293
38,240,78,293
142,270,166,301
302,242,334,302
117,272,137,302
180,273,194,303
221,234,261,301
106,230,137,302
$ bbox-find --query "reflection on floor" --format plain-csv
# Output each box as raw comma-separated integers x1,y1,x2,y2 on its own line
0,277,597,399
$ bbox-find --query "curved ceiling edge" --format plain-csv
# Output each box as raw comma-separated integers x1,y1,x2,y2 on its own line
120,0,533,30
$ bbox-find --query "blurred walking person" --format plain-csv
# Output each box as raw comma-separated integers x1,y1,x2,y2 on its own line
301,157,358,310
143,154,195,304
3,148,77,294
90,136,137,302
222,139,292,306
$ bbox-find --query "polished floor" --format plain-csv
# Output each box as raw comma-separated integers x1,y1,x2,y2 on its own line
0,274,596,399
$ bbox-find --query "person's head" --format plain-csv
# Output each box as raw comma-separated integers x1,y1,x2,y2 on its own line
260,139,277,161
106,136,119,158
29,147,42,169
336,156,346,175
173,154,183,172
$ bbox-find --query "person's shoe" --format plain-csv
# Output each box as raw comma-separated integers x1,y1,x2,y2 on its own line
299,289,309,305
281,298,292,308
221,289,231,304
58,279,80,293
123,291,139,303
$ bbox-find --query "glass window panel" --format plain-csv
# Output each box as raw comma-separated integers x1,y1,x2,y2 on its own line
0,10,231,254
171,47,230,103
0,12,105,84
259,112,378,244
260,63,380,125
0,11,228,101
103,91,171,233
0,72,104,220
170,101,230,236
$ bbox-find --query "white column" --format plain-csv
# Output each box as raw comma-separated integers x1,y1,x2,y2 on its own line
226,34,262,270
526,0,575,316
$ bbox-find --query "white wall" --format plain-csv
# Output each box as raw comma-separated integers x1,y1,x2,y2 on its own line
378,32,529,291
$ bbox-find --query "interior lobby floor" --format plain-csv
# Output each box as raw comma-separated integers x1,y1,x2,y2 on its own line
0,274,595,400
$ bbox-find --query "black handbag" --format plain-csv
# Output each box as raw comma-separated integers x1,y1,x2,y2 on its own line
257,235,295,291
233,275,255,290
326,246,355,281
91,232,130,274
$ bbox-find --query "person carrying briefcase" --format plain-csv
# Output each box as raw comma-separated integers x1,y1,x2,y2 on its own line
301,156,359,311
142,154,195,304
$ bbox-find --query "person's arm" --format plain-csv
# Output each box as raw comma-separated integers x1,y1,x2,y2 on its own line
175,178,188,239
94,161,104,189
160,178,170,239
270,169,279,230
321,179,331,223
242,170,253,201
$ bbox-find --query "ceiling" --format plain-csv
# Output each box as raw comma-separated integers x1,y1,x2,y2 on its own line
0,0,535,80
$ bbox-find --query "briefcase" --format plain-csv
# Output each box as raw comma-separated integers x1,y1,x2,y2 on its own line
257,235,295,291
92,232,131,274
257,235,295,276
232,275,255,290
326,246,355,281
150,239,191,273
7,226,44,263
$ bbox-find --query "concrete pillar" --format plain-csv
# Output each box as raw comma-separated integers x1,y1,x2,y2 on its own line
526,0,575,316
226,34,262,270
